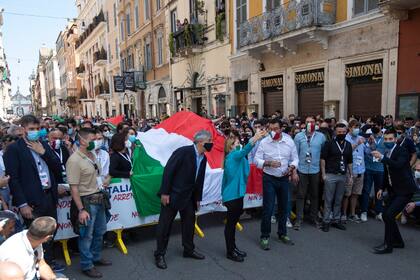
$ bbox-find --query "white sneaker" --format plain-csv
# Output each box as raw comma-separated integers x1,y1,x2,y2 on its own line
376,213,383,222
340,215,347,224
271,215,277,224
401,214,408,225
286,218,293,228
361,212,368,222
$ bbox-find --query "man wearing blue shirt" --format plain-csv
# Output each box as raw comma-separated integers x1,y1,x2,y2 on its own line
293,116,326,230
360,121,385,222
343,120,365,222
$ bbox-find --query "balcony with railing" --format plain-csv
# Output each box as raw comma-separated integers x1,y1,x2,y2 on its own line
67,96,78,107
169,24,206,57
94,80,110,98
93,48,107,67
75,10,105,50
239,0,336,51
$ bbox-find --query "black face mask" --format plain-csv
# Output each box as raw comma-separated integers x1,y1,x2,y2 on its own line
336,134,346,142
203,142,213,152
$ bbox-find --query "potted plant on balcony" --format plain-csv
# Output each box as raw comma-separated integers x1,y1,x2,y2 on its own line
169,33,175,56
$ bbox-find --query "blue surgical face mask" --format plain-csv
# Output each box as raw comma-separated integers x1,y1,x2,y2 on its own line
352,128,360,137
384,141,395,149
128,135,137,143
68,128,74,135
27,130,40,141
39,128,48,138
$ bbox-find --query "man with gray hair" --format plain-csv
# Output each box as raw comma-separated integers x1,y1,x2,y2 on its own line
0,217,57,280
154,130,213,269
6,125,24,139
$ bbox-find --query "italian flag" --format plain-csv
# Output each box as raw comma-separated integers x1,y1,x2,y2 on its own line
131,111,262,217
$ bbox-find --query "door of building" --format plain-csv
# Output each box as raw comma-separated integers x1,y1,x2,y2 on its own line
347,81,382,120
298,86,324,117
264,90,283,116
236,91,248,116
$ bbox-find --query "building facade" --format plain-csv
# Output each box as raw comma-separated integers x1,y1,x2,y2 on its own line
229,0,400,120
56,22,82,116
0,11,12,119
104,0,121,117
75,0,110,117
10,87,32,116
33,47,58,116
168,0,231,117
380,1,420,118
118,0,171,119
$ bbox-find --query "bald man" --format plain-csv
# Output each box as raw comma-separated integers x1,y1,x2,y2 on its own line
0,261,24,280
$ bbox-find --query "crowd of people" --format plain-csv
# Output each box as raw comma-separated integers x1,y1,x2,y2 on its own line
0,111,418,278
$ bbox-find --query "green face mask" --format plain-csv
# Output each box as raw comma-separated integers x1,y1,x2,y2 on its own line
87,141,95,151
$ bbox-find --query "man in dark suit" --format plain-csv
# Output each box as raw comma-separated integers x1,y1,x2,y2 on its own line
46,128,71,186
154,130,213,269
371,128,418,254
3,115,63,270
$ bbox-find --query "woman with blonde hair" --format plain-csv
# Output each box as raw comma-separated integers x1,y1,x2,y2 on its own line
222,130,265,262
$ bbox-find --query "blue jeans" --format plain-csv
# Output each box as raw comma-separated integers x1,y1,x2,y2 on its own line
261,174,290,238
78,204,107,271
360,169,384,214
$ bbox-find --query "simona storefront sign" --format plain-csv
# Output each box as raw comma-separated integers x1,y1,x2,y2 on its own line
345,60,383,79
295,69,324,84
261,75,283,88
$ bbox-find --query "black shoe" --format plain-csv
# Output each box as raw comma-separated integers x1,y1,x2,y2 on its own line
155,255,167,269
375,242,404,249
82,267,103,278
322,222,330,232
234,247,247,257
373,245,393,254
93,259,112,266
373,243,386,250
183,250,205,260
331,222,346,231
227,251,244,262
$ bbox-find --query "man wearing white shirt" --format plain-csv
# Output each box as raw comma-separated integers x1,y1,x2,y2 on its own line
0,217,57,280
255,118,299,250
94,129,110,182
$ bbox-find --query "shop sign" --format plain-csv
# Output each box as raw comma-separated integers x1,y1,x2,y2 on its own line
113,76,125,92
295,70,324,84
345,61,383,79
261,75,283,88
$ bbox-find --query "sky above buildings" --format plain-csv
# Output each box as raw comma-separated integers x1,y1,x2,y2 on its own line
0,0,77,96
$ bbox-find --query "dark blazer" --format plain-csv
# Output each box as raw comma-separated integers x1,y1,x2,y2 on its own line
158,145,207,210
109,152,131,178
3,138,61,209
381,145,418,196
46,144,71,184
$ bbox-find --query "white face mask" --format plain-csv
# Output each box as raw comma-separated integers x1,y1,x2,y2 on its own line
125,140,132,149
415,171,420,179
94,140,103,150
54,139,61,149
